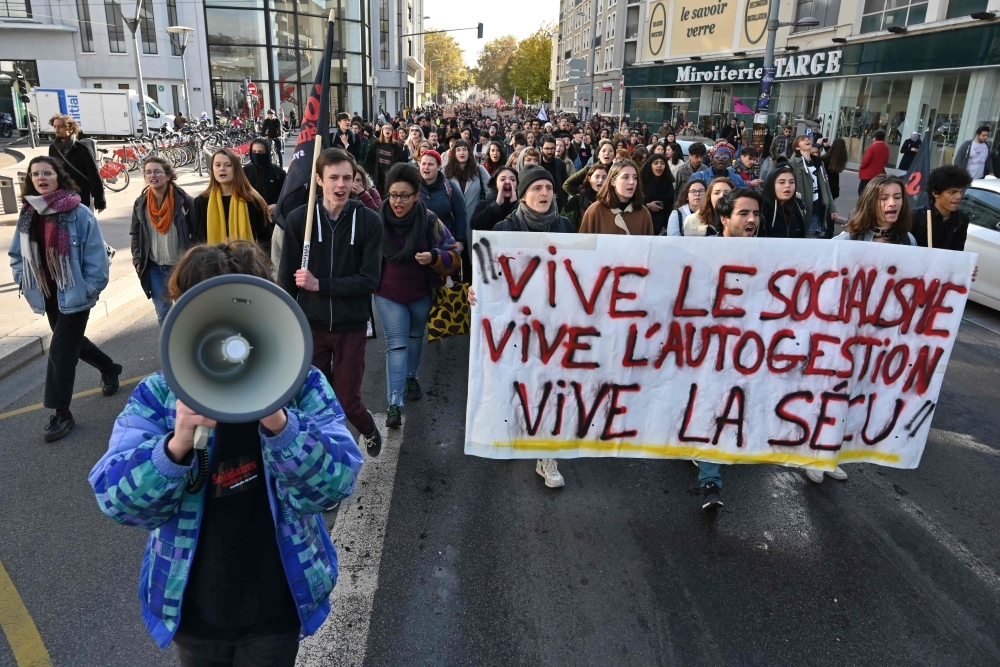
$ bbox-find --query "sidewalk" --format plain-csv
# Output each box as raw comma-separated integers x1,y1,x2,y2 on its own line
0,148,209,380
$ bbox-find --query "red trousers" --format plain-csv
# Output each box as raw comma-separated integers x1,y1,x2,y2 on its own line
310,329,374,435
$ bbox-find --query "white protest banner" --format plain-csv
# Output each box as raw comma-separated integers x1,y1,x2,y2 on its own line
465,232,975,471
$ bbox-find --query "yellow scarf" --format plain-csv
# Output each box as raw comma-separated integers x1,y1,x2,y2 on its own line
207,188,253,244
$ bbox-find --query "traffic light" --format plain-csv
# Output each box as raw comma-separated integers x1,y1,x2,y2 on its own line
477,23,483,39
16,71,29,104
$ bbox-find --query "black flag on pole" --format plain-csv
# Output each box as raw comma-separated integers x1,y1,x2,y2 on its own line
274,12,334,229
904,131,932,210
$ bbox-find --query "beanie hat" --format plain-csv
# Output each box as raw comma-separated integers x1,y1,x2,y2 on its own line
517,165,554,199
423,149,442,165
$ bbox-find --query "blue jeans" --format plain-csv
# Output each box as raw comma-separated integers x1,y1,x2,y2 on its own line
374,294,433,407
806,212,823,237
148,262,173,326
698,462,722,489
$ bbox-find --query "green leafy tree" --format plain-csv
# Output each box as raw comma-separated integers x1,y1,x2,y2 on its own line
475,36,518,95
508,25,554,103
423,31,471,101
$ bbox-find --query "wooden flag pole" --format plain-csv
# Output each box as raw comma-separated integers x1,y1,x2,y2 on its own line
300,134,324,270
926,208,933,249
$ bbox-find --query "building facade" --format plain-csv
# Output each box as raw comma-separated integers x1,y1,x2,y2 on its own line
0,0,212,131
627,0,1000,167
552,0,638,117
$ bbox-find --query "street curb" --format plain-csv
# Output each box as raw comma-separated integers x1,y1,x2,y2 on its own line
0,276,147,381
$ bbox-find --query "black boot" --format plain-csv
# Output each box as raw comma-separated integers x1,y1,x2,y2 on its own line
44,409,75,442
101,363,123,397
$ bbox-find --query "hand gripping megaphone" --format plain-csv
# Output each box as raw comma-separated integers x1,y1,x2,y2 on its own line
160,274,313,491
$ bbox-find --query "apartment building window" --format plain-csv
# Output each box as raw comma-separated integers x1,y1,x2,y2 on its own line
105,1,127,53
139,0,157,54
946,0,988,18
167,0,181,55
0,0,31,18
860,0,927,33
607,12,615,38
147,83,158,102
379,0,389,69
793,0,841,31
584,27,590,48
77,0,94,51
604,46,614,69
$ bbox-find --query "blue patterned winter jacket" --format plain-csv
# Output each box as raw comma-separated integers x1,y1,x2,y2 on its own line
88,368,363,649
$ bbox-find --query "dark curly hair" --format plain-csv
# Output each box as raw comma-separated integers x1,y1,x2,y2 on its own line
927,164,973,196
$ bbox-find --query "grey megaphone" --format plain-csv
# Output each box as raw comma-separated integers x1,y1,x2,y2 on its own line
160,274,313,453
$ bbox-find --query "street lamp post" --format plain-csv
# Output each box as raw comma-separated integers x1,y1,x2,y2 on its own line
165,26,195,119
752,4,818,152
123,1,150,137
428,58,442,103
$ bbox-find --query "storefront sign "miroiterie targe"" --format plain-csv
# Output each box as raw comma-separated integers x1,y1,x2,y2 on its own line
676,49,843,83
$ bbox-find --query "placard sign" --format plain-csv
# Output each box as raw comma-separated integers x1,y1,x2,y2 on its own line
465,233,975,470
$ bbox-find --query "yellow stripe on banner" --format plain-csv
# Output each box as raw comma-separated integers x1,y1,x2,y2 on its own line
0,376,146,422
0,560,52,667
494,440,901,469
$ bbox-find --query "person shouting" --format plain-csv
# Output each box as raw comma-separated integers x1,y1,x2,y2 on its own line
759,162,807,238
193,148,270,249
376,164,461,428
579,159,654,235
9,156,120,442
279,148,383,456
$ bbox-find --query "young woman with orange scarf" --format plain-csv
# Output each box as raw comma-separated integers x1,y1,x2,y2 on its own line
130,156,195,325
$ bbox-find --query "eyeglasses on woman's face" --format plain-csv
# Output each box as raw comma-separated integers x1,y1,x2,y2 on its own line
30,170,56,178
387,192,415,202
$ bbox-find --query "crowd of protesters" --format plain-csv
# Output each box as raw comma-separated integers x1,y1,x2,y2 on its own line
4,102,988,667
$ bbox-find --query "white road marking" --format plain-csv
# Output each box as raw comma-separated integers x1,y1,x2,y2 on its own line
896,496,1000,596
930,428,999,458
296,415,402,667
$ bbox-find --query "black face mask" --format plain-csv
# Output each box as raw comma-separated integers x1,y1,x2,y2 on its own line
250,152,270,169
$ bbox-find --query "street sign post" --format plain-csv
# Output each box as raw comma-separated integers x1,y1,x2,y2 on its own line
247,81,258,97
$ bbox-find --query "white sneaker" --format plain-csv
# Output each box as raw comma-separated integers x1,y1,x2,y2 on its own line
536,458,565,488
366,319,375,338
804,468,825,484
826,465,848,481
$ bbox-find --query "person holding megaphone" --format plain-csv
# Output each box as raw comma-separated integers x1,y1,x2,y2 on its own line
89,241,364,666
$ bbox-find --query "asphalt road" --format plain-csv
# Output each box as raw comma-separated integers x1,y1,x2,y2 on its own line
5,157,997,667
1,286,1000,666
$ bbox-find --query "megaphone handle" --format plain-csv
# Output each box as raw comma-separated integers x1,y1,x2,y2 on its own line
193,424,211,450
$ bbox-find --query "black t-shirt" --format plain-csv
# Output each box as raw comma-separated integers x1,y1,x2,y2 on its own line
179,421,300,640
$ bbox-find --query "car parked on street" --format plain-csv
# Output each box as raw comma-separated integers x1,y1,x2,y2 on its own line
960,177,1000,310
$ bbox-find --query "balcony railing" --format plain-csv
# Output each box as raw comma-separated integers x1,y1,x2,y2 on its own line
625,23,639,38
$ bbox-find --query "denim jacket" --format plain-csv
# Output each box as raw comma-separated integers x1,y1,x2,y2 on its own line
88,368,364,648
9,203,110,315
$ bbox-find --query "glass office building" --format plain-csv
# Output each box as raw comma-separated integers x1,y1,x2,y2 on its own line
204,0,374,120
